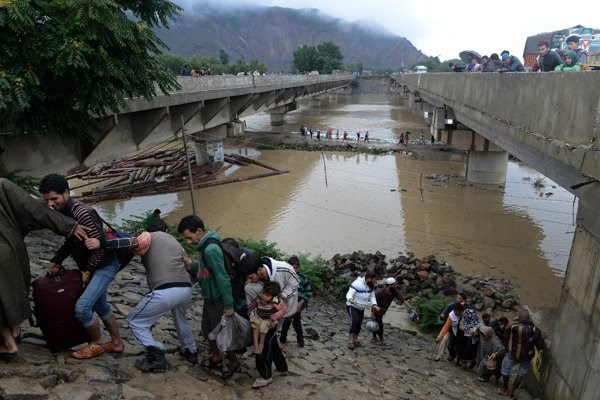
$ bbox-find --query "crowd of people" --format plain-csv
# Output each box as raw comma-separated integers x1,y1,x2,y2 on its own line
299,125,373,143
450,36,587,73
434,293,545,398
0,175,545,394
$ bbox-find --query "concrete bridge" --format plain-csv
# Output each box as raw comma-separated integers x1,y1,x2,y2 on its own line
0,74,352,176
394,72,600,400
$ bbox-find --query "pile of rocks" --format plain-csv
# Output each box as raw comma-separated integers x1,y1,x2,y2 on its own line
329,251,520,314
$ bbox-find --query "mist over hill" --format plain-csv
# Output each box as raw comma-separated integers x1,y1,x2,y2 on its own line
156,2,427,71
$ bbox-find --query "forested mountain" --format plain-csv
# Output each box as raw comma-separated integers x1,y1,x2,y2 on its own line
156,3,427,71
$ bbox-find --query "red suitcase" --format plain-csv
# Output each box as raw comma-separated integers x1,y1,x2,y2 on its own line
32,269,90,352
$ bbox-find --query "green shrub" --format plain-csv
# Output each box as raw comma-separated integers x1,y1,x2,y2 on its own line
411,296,447,334
297,254,331,295
238,239,286,260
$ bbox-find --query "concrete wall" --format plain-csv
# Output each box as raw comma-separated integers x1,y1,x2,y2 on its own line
544,221,600,400
397,72,600,400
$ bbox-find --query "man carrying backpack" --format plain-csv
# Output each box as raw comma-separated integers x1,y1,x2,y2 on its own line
177,215,241,379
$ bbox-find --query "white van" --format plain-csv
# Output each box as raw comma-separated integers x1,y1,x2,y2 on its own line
414,65,428,74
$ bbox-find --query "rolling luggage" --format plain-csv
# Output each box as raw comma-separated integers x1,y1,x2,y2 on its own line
32,269,90,352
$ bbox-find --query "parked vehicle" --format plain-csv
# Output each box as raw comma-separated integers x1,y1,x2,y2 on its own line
414,65,428,74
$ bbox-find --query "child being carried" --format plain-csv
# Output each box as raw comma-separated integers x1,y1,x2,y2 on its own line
250,281,287,354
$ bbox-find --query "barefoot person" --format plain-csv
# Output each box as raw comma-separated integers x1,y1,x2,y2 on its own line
250,281,287,354
498,310,544,397
0,178,87,361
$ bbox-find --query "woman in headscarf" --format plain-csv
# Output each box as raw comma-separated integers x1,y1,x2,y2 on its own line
456,305,480,369
554,50,582,72
475,324,506,382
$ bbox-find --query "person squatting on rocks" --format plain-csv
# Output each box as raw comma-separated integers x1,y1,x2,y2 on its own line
245,256,299,388
498,309,544,398
371,277,416,345
39,174,125,360
0,178,88,361
474,324,506,382
250,281,287,354
279,256,313,347
345,271,380,350
85,221,198,372
177,215,241,379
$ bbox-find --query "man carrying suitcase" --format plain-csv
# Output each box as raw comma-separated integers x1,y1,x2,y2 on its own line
85,220,198,372
39,174,124,359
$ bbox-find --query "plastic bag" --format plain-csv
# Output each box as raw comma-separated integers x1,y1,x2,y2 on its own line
208,313,253,352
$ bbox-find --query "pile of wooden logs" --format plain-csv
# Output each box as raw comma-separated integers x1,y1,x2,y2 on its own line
67,147,287,203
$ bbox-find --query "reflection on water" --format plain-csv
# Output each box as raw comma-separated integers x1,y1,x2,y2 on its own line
94,94,574,308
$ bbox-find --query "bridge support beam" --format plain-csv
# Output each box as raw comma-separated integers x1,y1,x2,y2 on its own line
466,150,508,184
430,107,446,141
227,120,245,137
192,125,227,167
269,102,297,126
310,98,321,107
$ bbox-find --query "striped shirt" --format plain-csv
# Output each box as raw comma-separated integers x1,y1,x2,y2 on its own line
51,198,106,272
506,321,544,361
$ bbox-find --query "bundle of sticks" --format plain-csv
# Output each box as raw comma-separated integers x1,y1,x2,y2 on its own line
67,148,287,203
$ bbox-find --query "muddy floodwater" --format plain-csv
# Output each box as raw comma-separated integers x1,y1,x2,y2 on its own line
94,95,575,309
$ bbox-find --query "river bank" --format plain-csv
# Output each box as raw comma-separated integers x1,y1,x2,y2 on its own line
0,231,540,400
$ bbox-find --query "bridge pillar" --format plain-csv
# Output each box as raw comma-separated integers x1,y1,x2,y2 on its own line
268,102,298,126
310,98,321,107
430,107,446,141
192,125,226,167
227,120,245,137
466,150,508,184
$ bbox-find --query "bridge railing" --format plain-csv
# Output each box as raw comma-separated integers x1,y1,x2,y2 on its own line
395,73,600,149
173,74,354,93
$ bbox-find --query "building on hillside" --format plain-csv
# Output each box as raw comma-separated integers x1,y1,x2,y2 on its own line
523,25,600,68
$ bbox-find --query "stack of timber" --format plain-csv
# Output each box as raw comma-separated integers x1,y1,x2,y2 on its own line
67,148,287,203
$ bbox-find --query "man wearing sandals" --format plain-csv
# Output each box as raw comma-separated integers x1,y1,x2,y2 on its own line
178,215,241,379
39,174,125,360
245,257,300,388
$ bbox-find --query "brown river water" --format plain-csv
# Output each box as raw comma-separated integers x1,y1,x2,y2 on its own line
92,95,574,309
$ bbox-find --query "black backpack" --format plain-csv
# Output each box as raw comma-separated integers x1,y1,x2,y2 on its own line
199,238,260,315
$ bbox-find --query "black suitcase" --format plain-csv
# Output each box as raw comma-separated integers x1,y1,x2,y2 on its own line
32,269,90,352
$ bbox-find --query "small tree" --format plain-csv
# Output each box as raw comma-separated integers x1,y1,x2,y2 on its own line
219,48,229,65
0,0,182,141
292,45,320,73
316,41,343,74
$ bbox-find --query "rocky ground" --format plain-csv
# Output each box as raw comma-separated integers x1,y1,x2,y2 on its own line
0,232,538,400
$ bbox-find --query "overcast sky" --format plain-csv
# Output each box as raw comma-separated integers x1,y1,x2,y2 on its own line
180,0,600,61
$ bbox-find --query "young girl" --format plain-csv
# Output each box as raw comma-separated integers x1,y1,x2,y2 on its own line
250,281,287,354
